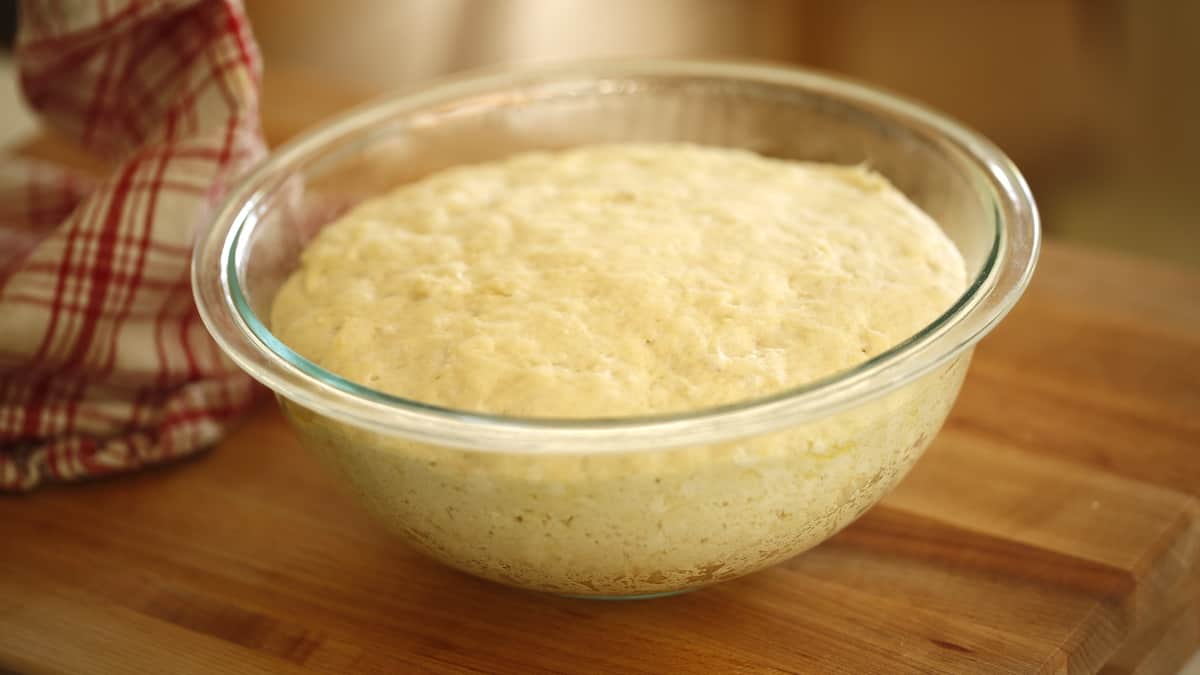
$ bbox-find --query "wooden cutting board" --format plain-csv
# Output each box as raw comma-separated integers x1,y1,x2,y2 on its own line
2,72,1198,675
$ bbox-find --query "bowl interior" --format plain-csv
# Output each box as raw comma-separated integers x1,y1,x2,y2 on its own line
197,61,1037,451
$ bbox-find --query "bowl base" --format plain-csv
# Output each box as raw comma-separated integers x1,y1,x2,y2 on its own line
557,589,693,601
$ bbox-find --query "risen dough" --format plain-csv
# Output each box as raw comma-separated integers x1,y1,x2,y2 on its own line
271,143,971,595
271,144,965,417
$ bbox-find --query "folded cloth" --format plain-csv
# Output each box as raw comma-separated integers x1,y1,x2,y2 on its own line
0,0,267,491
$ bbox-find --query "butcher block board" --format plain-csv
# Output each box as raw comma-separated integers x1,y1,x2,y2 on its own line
2,72,1199,674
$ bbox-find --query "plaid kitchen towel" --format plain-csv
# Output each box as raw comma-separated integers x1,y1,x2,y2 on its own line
0,0,267,491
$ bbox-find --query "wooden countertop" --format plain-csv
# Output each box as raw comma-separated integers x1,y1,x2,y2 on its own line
2,72,1198,675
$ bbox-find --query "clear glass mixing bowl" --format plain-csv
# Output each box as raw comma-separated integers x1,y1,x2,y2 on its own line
194,60,1039,598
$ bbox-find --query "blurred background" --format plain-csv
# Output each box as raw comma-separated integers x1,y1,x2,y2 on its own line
1,0,1197,267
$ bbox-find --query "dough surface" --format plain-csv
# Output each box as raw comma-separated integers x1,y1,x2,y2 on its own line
271,143,966,417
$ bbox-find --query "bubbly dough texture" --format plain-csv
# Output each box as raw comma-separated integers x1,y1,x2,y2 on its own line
272,144,966,418
272,144,971,595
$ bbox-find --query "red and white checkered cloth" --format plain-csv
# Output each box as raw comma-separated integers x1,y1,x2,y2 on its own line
0,0,267,491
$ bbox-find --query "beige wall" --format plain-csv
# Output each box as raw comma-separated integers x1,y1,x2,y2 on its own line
247,1,806,84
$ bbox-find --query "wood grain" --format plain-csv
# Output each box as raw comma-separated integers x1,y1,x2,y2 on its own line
2,75,1198,674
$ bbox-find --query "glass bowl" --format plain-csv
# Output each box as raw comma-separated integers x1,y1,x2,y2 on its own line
194,60,1039,598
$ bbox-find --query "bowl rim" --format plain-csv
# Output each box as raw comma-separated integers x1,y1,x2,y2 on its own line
193,58,1040,453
